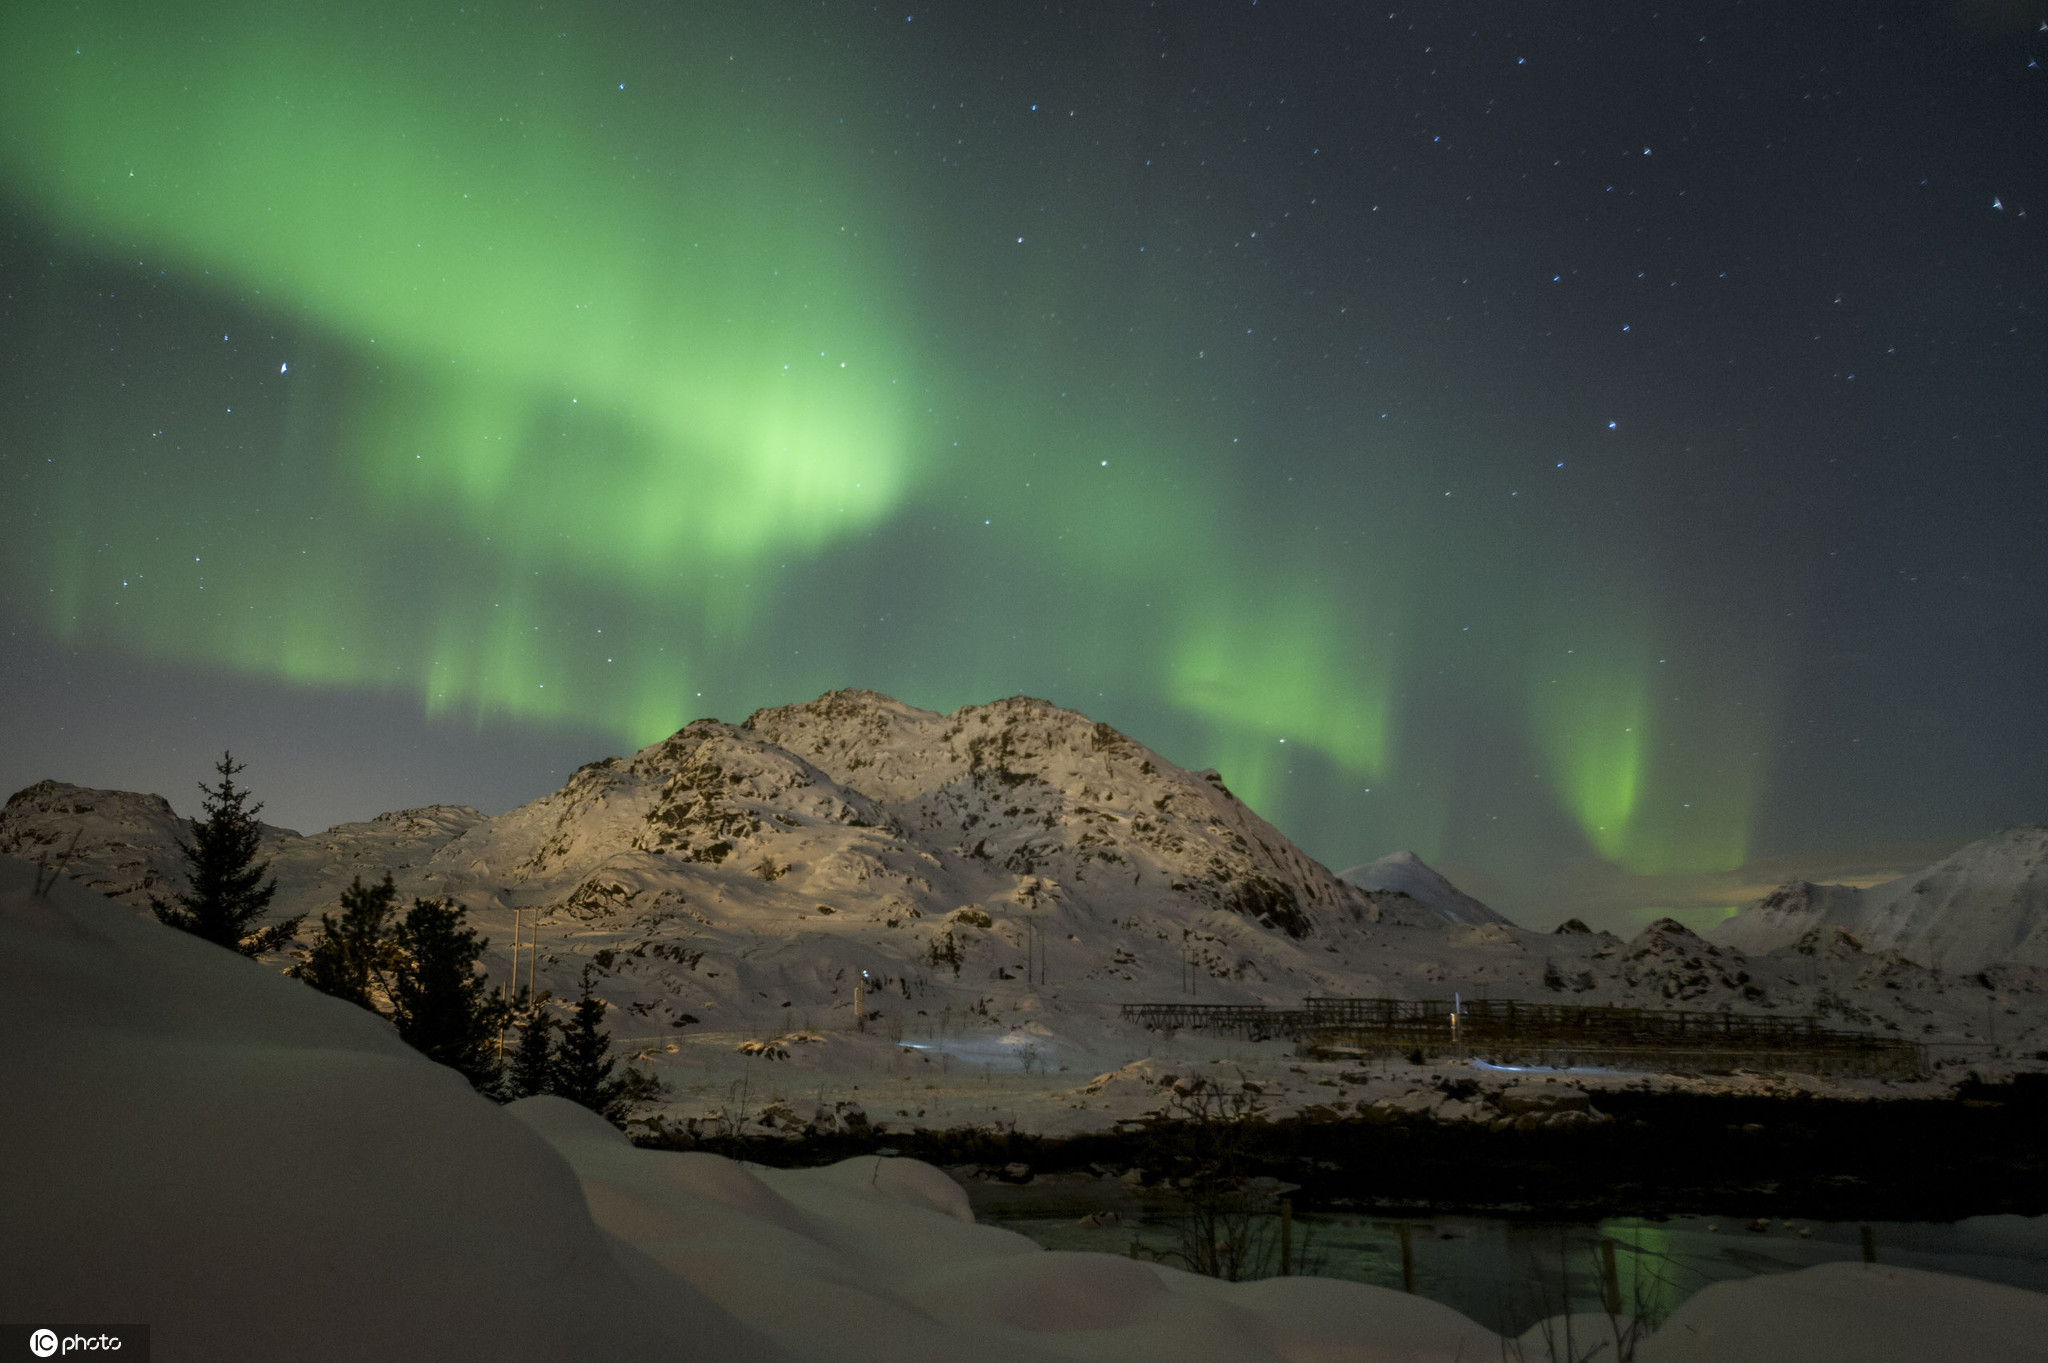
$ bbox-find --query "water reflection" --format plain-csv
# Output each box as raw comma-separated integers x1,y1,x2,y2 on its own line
984,1209,2048,1336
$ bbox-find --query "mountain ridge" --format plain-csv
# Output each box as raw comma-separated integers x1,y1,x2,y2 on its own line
6,691,2043,1081
1711,827,2048,974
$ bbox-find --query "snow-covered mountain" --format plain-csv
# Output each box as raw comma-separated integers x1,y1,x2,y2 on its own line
1337,851,1510,928
8,691,2046,1090
0,692,1408,1040
1711,828,2048,974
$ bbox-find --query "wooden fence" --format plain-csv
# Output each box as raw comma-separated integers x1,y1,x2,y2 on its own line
1118,996,1923,1078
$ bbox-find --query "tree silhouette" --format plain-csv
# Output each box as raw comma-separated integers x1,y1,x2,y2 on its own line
388,897,509,1093
506,991,559,1099
553,965,660,1126
290,873,400,1010
152,752,301,957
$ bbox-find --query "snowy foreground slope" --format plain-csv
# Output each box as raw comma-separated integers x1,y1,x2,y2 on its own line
6,691,2047,1137
7,857,2047,1363
1713,827,2048,974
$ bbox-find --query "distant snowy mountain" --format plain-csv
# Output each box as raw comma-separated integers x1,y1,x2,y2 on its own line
0,778,486,922
0,780,195,905
1711,828,2048,974
1336,851,1510,928
1711,881,1869,958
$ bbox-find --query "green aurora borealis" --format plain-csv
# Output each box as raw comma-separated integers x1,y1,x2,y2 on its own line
5,2,2044,925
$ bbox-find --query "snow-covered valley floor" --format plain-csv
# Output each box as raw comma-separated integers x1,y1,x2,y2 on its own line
10,854,2048,1363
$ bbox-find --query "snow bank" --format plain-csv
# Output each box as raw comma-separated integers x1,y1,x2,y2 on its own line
0,856,779,1362
1635,1260,2048,1362
6,855,2046,1362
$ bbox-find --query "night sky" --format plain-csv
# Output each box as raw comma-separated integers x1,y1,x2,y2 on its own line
3,1,2044,932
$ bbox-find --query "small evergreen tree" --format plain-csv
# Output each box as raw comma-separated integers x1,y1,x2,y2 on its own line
553,966,660,1127
506,991,559,1099
388,897,509,1093
152,752,301,957
552,967,619,1115
290,873,401,1009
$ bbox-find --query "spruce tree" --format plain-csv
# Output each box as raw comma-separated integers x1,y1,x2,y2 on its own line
290,873,400,1010
553,966,660,1126
388,897,509,1093
506,992,559,1099
152,752,301,957
552,967,619,1116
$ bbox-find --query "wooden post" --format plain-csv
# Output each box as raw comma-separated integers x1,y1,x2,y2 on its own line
526,917,538,999
855,978,865,1033
1861,1224,1877,1264
1279,1199,1293,1276
1600,1238,1621,1315
1399,1223,1415,1293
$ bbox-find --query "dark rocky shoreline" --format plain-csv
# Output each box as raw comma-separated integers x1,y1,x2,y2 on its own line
638,1074,2048,1223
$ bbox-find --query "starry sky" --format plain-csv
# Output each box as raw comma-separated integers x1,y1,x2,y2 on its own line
3,1,2044,932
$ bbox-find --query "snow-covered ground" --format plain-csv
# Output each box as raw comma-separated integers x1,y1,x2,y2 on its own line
8,855,2047,1362
6,691,2047,1143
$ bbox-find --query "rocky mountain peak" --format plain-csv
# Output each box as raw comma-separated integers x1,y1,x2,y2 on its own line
742,691,1366,939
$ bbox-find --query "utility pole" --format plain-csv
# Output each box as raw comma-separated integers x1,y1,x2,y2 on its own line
500,906,524,1059
509,907,524,1001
